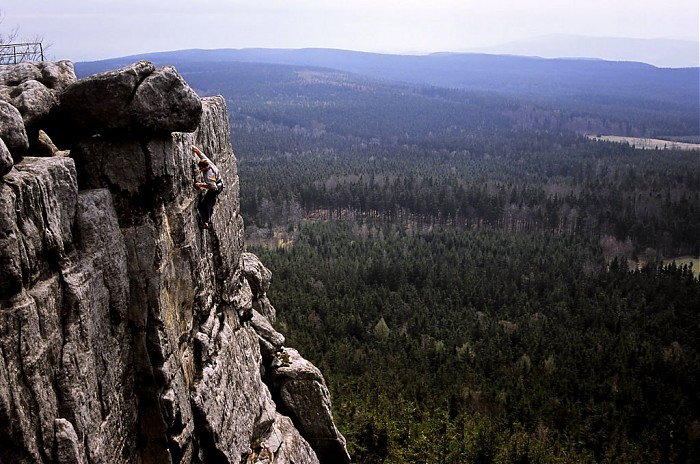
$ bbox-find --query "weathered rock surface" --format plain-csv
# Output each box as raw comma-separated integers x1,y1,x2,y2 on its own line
0,178,136,463
0,60,76,93
0,60,348,464
0,156,77,300
60,60,202,136
0,99,29,153
0,60,76,129
243,252,273,297
0,137,11,175
271,348,352,464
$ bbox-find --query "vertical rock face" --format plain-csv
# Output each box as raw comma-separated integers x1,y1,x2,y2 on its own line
0,61,348,463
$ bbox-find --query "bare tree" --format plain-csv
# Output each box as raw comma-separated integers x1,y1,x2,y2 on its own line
0,10,50,64
0,10,20,45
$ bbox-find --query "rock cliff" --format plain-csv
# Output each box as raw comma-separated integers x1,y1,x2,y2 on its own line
0,60,350,464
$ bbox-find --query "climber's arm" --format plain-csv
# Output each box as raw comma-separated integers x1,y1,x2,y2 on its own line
191,145,205,160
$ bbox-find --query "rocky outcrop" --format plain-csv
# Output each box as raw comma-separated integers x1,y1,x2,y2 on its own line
0,60,76,128
0,99,29,153
0,60,76,155
0,61,348,463
0,137,12,176
60,60,202,136
270,349,351,464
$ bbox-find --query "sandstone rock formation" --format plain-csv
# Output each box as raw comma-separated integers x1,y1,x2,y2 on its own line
0,60,76,155
0,60,349,464
0,99,29,153
60,60,202,136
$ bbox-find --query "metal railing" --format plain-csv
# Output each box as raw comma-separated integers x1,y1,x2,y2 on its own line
0,42,44,65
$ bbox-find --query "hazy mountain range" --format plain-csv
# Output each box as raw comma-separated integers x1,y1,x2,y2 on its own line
468,34,699,68
76,44,700,117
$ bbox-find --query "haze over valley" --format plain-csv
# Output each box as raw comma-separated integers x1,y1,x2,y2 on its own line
2,0,699,461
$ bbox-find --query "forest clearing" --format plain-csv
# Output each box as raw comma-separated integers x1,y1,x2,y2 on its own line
589,135,700,151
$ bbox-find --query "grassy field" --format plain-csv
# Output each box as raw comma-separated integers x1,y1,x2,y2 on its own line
664,256,700,276
588,135,700,151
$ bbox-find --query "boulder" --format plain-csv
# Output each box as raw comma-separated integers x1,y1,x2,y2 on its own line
270,348,351,464
255,414,320,464
9,79,56,127
0,100,29,153
131,65,203,134
60,60,202,136
39,60,78,92
0,60,76,129
54,419,86,464
243,251,273,297
0,61,42,87
0,137,12,175
243,253,277,322
0,61,75,90
36,129,60,156
250,310,285,356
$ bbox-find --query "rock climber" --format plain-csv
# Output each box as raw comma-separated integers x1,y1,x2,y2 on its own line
192,145,224,229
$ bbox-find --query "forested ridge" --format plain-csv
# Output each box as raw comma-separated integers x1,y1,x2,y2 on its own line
184,62,698,259
80,57,700,462
77,48,700,129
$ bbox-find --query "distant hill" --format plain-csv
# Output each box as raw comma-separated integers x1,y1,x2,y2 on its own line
469,35,700,69
76,48,699,112
75,48,700,138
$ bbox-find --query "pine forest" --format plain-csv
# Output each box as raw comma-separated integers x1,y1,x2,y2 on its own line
161,57,700,463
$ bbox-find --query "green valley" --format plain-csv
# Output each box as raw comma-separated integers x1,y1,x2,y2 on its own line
78,51,700,463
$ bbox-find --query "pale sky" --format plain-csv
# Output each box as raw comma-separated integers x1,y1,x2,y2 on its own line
1,0,698,62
